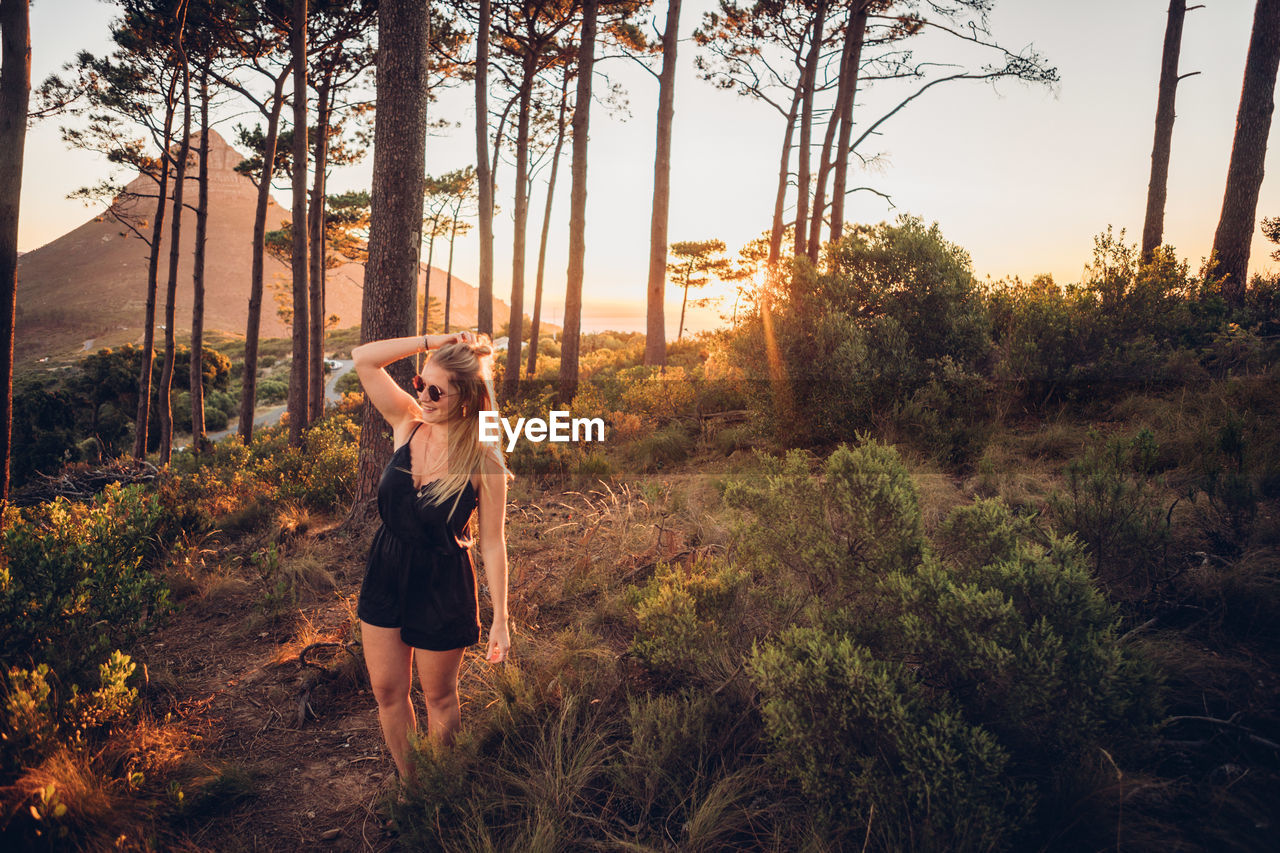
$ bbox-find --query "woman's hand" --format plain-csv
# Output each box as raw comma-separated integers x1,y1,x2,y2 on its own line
429,331,476,349
486,618,510,663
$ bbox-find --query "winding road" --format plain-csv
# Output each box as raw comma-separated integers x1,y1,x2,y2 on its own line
196,359,356,446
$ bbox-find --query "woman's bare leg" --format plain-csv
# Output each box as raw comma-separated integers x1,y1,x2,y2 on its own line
361,621,416,777
415,647,466,745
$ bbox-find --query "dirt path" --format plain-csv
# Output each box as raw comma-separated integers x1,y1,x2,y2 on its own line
137,527,405,851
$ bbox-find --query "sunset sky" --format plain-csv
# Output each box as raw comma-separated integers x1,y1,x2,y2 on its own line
16,0,1280,337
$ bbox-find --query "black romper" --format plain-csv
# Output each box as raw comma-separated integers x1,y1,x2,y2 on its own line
357,422,482,651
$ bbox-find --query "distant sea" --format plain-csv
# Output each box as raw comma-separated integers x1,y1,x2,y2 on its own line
554,303,727,338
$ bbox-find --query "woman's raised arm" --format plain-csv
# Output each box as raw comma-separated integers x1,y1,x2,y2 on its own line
351,333,461,430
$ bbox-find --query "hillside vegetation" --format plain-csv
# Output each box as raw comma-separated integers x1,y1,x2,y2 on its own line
2,222,1279,851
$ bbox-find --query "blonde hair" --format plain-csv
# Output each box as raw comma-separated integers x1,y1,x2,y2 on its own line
418,334,511,519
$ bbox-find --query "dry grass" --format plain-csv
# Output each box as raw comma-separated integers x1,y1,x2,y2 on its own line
904,455,968,535
962,436,1058,512
1,747,144,849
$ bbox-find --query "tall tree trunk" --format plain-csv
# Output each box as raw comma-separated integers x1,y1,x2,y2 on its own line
1213,0,1280,303
158,7,192,466
288,0,309,446
239,70,290,443
423,219,439,322
0,0,30,505
353,0,429,515
792,2,825,261
829,5,868,243
809,4,863,262
502,59,536,400
558,0,596,405
190,63,210,454
134,70,179,460
421,212,439,360
309,70,332,423
527,76,568,378
644,0,681,367
768,87,802,267
1142,0,1189,261
444,209,458,332
475,0,494,335
677,270,690,342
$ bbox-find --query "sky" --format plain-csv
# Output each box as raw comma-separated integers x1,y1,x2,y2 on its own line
16,0,1280,337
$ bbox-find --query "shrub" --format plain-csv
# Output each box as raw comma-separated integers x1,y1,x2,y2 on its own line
615,364,698,425
334,370,362,395
628,557,746,677
720,216,994,449
724,441,924,622
750,626,1031,850
629,422,694,473
203,406,228,432
894,354,995,466
1187,412,1260,556
1048,428,1174,591
0,484,168,686
2,652,140,780
615,688,757,836
255,379,288,405
736,450,1164,849
247,413,359,511
890,525,1164,764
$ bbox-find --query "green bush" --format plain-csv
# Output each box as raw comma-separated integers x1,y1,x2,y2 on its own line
724,441,924,625
204,405,229,432
615,688,756,837
894,354,994,466
986,233,1229,409
893,509,1164,763
629,422,694,472
751,626,1030,850
0,484,168,686
1188,413,1260,556
334,370,362,395
1048,428,1173,591
255,379,288,405
628,558,746,677
735,449,1163,849
721,216,995,450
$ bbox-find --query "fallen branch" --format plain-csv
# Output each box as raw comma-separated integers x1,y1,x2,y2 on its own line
11,459,160,505
1161,714,1280,753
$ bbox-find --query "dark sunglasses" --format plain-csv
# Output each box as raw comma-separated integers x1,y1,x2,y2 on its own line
411,374,450,402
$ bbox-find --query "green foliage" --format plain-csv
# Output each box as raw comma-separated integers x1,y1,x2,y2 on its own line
1188,413,1260,555
9,377,79,486
0,484,167,687
724,216,995,457
2,652,140,779
751,627,1030,850
628,558,746,676
987,232,1230,409
824,216,992,368
250,543,295,623
255,378,289,405
616,688,754,837
894,355,995,467
736,449,1163,849
1048,429,1173,591
890,525,1163,764
334,369,362,395
237,414,360,511
725,441,924,619
629,422,695,472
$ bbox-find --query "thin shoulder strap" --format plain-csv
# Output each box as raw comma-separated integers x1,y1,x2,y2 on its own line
396,420,424,452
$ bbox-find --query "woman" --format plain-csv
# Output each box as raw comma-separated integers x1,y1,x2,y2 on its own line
351,329,511,777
